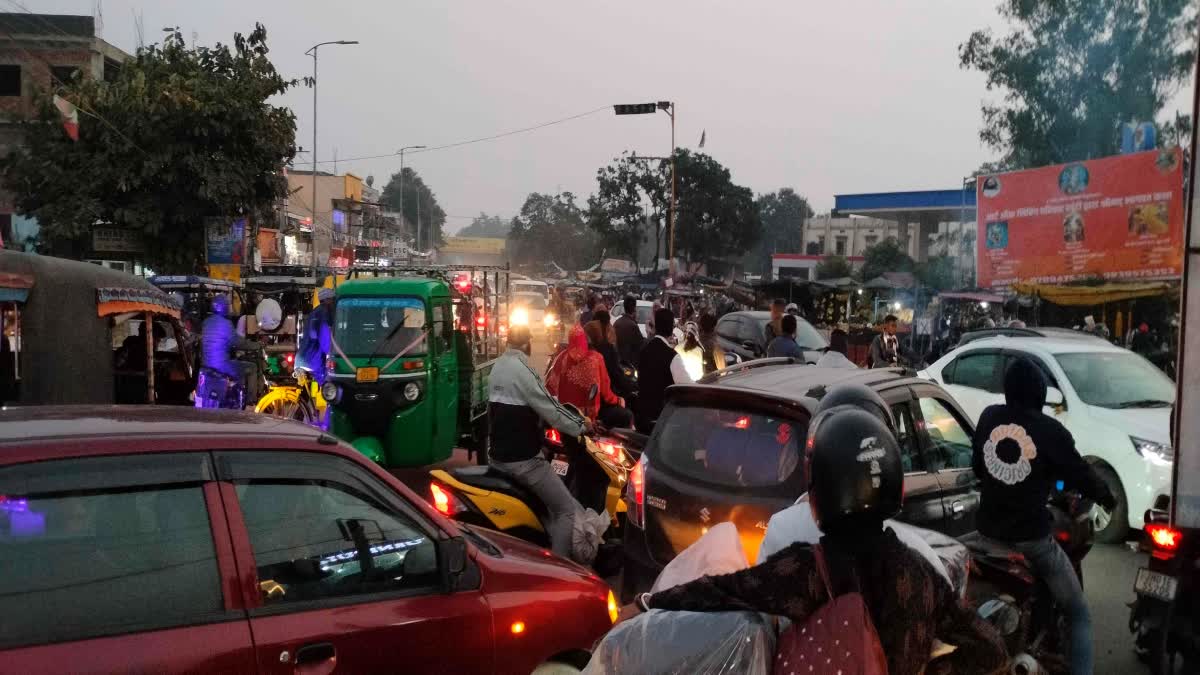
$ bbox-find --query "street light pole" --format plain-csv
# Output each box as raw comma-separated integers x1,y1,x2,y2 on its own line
304,39,358,276
397,145,426,252
614,100,676,277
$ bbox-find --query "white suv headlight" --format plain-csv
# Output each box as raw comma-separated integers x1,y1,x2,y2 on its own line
1132,436,1173,465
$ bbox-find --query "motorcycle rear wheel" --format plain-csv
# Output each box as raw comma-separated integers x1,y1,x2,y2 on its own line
255,387,314,423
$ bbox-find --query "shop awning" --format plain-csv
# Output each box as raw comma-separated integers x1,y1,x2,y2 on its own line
937,291,1005,303
1012,282,1174,306
97,287,182,319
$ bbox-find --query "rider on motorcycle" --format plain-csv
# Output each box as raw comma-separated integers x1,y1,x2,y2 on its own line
488,324,594,560
623,384,1007,675
296,287,335,385
972,356,1116,675
198,295,259,407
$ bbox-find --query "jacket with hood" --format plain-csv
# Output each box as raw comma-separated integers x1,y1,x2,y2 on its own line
971,357,1115,542
546,326,620,419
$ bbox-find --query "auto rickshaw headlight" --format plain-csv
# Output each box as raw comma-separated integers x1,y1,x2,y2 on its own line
403,382,420,401
322,382,342,404
543,312,557,327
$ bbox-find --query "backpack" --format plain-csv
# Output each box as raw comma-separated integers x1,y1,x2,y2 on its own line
774,544,888,675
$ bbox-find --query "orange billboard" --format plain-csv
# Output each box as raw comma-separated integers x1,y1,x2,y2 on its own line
976,148,1184,288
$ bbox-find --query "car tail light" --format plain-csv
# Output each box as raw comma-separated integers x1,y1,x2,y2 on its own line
285,352,295,365
1146,523,1182,554
628,453,647,528
734,416,750,429
545,428,562,445
430,483,460,517
475,313,486,328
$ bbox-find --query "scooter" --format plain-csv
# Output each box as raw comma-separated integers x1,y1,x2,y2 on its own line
1129,497,1198,674
963,486,1106,675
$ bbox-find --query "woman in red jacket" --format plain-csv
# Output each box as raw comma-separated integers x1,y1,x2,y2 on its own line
547,325,631,428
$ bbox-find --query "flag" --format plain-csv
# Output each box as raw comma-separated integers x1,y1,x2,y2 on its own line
53,95,79,141
698,129,706,148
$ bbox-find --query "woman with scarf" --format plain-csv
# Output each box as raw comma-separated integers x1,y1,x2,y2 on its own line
585,314,637,408
547,325,631,429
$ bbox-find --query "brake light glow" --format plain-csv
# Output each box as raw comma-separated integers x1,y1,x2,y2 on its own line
475,314,486,328
734,416,750,429
454,275,472,293
1146,523,1182,552
597,440,623,460
607,590,619,624
510,621,526,635
628,454,647,528
285,352,295,364
430,483,453,516
545,428,562,445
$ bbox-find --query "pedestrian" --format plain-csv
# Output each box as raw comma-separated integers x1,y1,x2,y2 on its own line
697,312,726,375
1131,322,1155,356
614,296,645,365
675,322,705,380
579,295,597,326
765,314,804,359
635,307,693,433
868,314,901,368
764,298,786,343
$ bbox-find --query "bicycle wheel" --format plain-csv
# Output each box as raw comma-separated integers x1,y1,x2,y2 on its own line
254,387,310,422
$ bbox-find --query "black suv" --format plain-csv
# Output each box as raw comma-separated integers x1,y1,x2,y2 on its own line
715,310,827,363
621,362,980,599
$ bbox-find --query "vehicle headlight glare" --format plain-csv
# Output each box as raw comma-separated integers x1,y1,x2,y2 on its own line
404,382,420,401
544,312,557,327
1132,436,1173,464
511,307,529,326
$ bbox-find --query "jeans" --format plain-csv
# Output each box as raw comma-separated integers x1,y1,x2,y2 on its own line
489,456,579,560
1009,534,1092,675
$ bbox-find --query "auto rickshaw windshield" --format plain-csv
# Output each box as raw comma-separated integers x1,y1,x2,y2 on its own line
335,296,428,357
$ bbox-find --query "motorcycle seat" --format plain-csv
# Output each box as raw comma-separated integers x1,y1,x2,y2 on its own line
449,466,547,515
960,531,1032,571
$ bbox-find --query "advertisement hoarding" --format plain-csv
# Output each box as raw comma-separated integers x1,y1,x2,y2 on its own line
206,217,247,265
976,149,1184,288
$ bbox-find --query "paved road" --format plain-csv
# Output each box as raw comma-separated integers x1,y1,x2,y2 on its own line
397,336,1150,673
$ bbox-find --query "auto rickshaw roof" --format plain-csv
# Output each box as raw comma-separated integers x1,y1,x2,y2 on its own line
336,276,449,297
3,250,181,318
148,275,243,291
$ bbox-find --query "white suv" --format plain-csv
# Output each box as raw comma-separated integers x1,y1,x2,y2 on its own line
920,336,1174,543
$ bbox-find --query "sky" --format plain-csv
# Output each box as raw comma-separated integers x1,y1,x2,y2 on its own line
35,1,1196,234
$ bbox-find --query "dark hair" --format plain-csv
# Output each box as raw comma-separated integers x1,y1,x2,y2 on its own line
782,314,797,335
829,328,849,355
699,312,717,333
586,295,597,310
623,295,637,314
771,298,787,309
654,307,675,337
884,314,898,324
594,309,611,325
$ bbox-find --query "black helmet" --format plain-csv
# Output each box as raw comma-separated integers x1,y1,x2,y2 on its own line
806,408,903,534
815,382,894,434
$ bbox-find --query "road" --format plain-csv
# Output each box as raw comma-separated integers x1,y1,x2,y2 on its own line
397,334,1150,673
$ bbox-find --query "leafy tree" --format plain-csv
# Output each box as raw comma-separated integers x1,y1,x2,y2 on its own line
3,25,297,272
507,192,600,271
861,237,914,281
960,0,1197,169
815,255,853,280
380,167,446,247
747,188,814,276
456,213,509,238
587,153,665,272
915,255,957,290
672,149,761,268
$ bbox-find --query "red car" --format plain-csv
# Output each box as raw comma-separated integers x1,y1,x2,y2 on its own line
0,407,615,674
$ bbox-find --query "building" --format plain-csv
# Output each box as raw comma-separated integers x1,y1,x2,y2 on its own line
439,236,506,267
771,253,865,281
801,215,901,258
0,13,131,254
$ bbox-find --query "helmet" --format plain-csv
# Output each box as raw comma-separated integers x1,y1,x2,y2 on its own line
785,302,800,315
815,382,894,434
806,407,903,534
210,294,231,317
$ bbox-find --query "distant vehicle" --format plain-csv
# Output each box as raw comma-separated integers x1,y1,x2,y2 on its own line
921,336,1174,542
0,407,616,675
714,310,826,363
956,326,1109,347
512,278,551,303
621,363,981,600
611,299,655,338
511,292,555,335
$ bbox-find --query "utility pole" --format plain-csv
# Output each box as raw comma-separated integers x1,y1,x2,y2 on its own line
304,39,358,276
397,145,426,250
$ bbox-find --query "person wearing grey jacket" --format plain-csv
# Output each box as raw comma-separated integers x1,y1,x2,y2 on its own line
487,325,592,560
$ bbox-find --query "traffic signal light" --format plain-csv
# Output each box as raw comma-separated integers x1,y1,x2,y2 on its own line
614,103,658,115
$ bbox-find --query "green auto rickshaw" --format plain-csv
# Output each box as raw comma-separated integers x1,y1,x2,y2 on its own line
323,268,507,467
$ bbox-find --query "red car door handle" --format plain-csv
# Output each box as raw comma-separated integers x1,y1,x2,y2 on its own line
293,642,337,675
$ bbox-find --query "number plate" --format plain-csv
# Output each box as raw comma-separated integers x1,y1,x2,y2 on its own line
1134,567,1179,602
356,367,379,383
550,459,570,476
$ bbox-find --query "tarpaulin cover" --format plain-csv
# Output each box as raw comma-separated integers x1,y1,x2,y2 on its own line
583,610,775,675
650,522,748,593
1012,281,1173,306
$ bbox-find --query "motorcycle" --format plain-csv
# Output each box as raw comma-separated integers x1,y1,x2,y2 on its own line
963,486,1107,675
1129,498,1198,674
194,345,268,410
254,365,327,427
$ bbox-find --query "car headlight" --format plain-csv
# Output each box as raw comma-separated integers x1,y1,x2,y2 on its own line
544,312,557,327
403,382,420,402
321,382,341,404
511,307,529,326
1132,436,1173,465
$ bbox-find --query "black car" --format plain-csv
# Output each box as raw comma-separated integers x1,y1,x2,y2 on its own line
715,310,827,363
620,362,980,599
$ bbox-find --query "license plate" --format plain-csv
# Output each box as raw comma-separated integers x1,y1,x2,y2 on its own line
550,459,570,476
356,367,379,383
1134,567,1179,602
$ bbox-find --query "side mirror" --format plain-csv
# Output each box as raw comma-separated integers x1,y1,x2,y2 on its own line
1046,386,1066,410
741,340,757,351
437,536,468,593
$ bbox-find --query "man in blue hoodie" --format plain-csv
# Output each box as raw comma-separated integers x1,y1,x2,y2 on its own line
972,356,1115,675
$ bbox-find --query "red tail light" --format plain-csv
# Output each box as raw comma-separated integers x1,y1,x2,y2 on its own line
597,440,623,460
1146,523,1182,553
285,352,295,364
628,454,647,528
430,483,454,516
545,428,562,445
475,314,486,328
734,416,750,429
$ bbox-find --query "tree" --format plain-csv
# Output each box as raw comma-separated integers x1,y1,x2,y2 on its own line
815,255,853,280
861,237,914,281
672,149,761,268
915,254,957,290
456,213,509,238
960,0,1197,169
380,167,447,247
587,152,665,272
747,188,814,276
507,192,600,271
3,25,297,271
